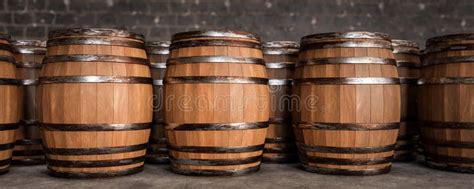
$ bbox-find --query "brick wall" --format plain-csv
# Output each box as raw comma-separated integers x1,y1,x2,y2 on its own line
0,0,472,46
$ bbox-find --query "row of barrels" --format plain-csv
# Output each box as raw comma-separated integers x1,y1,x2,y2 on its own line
0,29,471,178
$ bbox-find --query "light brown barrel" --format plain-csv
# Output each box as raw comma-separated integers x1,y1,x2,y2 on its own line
420,33,474,173
392,40,421,161
262,41,298,163
39,28,152,178
293,32,400,175
164,30,269,176
0,33,19,175
12,40,46,165
146,41,170,164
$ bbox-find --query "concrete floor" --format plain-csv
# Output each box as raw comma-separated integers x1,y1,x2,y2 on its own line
1,161,473,189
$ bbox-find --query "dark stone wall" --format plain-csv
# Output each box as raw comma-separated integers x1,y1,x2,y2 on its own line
1,0,472,46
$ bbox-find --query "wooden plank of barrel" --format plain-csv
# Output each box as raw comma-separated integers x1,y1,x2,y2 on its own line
262,41,298,163
12,40,46,165
0,33,19,175
420,33,474,173
146,41,170,164
164,30,269,176
293,32,400,175
392,40,421,162
39,28,152,178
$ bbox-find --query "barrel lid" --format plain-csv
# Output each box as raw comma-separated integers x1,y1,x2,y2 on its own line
426,33,474,46
172,30,261,42
146,41,171,48
48,28,145,41
392,39,419,49
0,33,11,41
263,41,299,49
301,31,391,44
12,40,46,47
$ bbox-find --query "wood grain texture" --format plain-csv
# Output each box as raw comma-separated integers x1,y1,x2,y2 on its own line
40,29,152,178
420,33,474,173
293,32,400,175
165,31,269,176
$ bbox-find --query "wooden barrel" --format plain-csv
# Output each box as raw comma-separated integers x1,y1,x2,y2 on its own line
12,40,46,165
392,40,421,161
164,30,269,176
146,41,170,164
0,33,19,175
420,33,474,173
293,32,400,175
39,28,152,178
262,41,298,163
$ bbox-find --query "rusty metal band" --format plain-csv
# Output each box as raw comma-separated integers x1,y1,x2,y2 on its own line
166,121,268,131
41,123,151,131
152,79,163,86
168,144,264,153
0,78,19,85
20,119,39,126
422,56,474,67
297,143,396,154
170,40,261,50
147,146,168,154
420,121,474,129
39,76,152,84
396,61,421,68
399,78,419,84
425,153,474,164
422,139,474,149
48,28,145,41
18,79,39,86
12,47,46,54
393,48,420,55
426,160,474,174
166,56,265,66
424,44,474,54
149,138,167,144
12,150,44,156
293,77,400,85
146,156,169,164
295,122,399,131
15,139,42,145
263,49,299,55
264,147,296,153
269,79,292,86
418,77,474,85
265,62,296,69
0,43,12,52
269,118,292,124
16,62,43,68
301,41,392,51
0,123,19,131
298,57,396,67
46,156,145,168
170,155,261,166
47,165,144,178
172,30,260,42
299,154,393,165
170,164,260,176
0,143,15,151
265,137,294,144
262,154,298,163
43,55,149,65
301,164,391,176
43,143,147,155
47,38,145,49
150,62,166,69
0,158,11,167
0,56,15,63
164,76,268,85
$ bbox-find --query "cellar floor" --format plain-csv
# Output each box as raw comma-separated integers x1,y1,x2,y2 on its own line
1,160,473,189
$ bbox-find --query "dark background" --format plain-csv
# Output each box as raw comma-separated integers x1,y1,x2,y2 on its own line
1,0,473,46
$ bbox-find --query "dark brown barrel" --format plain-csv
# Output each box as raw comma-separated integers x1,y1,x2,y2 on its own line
165,30,269,176
294,31,400,176
0,33,19,175
392,39,421,161
262,41,298,163
12,40,46,165
146,41,170,164
420,33,474,173
40,28,152,178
